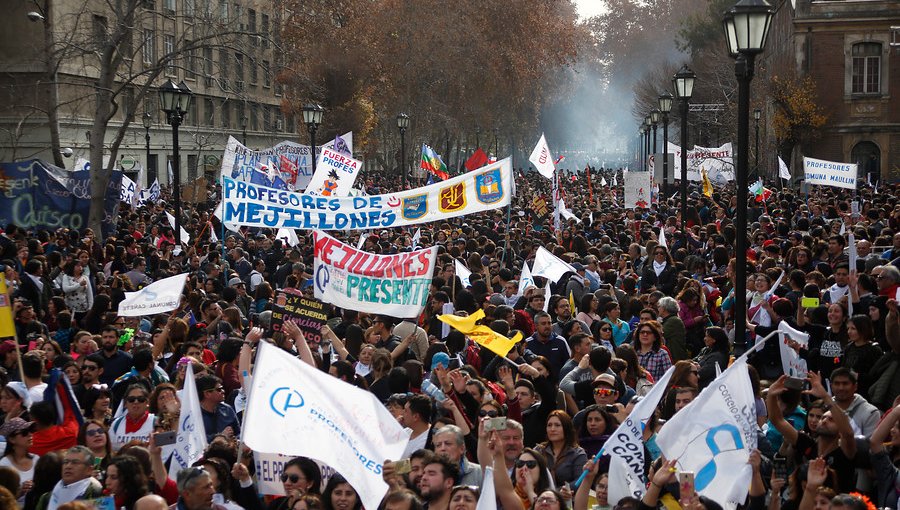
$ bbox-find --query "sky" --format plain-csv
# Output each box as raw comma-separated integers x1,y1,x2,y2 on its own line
575,0,608,20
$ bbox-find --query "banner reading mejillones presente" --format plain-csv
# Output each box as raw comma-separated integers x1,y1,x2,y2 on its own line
221,157,512,230
803,156,857,189
313,231,438,318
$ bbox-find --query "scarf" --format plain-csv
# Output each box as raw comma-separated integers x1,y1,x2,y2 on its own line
653,260,666,276
125,411,150,433
828,284,849,304
48,478,95,510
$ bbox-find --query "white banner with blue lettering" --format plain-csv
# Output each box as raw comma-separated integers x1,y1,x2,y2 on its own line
803,156,857,189
222,157,512,230
220,134,352,191
656,356,757,510
244,342,410,510
169,363,207,472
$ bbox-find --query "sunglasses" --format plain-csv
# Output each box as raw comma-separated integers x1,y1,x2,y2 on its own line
515,459,538,469
81,365,99,371
126,396,148,403
85,428,106,437
594,388,616,396
281,473,304,483
600,328,611,332
479,409,499,418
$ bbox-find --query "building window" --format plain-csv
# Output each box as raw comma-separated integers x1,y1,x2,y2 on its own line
189,99,198,126
164,34,175,74
184,0,194,18
164,0,175,14
852,42,881,95
203,46,213,86
233,4,242,29
222,100,231,129
251,103,259,131
262,60,270,88
204,98,215,126
143,29,156,65
219,0,228,21
219,49,229,89
92,15,108,50
261,14,269,48
248,9,257,46
186,40,197,79
250,61,258,85
235,52,244,91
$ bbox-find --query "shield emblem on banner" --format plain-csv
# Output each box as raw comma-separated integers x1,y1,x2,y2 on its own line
475,169,503,204
439,182,466,213
402,194,428,220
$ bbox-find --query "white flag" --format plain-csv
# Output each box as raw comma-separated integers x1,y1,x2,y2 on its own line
612,172,617,187
357,232,367,250
276,228,300,248
244,342,410,510
848,233,857,270
559,199,580,223
455,259,472,287
209,224,218,243
779,156,791,180
169,363,208,472
518,261,534,296
532,246,577,283
839,222,846,236
529,134,556,179
117,273,187,317
411,228,421,250
600,176,608,186
441,302,455,339
656,356,758,510
165,211,191,245
778,322,809,378
606,366,675,504
658,227,667,249
476,467,496,510
542,279,551,313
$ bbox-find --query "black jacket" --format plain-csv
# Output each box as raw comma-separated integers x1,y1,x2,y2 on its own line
640,263,676,295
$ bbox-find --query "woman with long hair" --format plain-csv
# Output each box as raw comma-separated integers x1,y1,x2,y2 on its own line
81,387,113,425
512,449,552,510
82,294,112,334
614,344,652,395
631,320,672,381
321,474,361,510
575,294,601,330
22,452,61,510
71,331,97,359
148,384,180,432
60,260,93,320
576,405,617,458
77,420,112,478
535,410,587,486
266,457,322,510
253,283,274,314
0,419,38,504
105,454,149,509
694,326,730,389
842,314,882,396
197,456,262,510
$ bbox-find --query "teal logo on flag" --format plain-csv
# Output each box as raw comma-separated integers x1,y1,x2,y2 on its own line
475,169,503,204
402,195,428,220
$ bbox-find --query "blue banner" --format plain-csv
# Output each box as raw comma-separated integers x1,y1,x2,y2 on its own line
0,159,122,235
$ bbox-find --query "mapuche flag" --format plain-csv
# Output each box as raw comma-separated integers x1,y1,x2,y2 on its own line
420,144,449,180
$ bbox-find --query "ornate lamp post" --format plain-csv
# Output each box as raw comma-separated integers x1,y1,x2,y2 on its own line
673,65,696,237
658,93,673,196
397,113,410,188
723,0,774,347
302,103,325,172
159,79,193,246
142,112,152,186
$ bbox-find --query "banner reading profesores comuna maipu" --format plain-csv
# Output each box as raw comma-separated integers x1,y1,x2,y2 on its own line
313,231,438,318
221,157,512,230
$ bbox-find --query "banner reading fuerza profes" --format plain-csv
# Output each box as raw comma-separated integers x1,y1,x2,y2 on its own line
314,231,437,318
222,157,512,230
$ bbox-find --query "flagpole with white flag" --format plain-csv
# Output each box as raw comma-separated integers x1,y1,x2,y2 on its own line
455,259,472,288
243,342,410,510
517,261,534,296
529,134,556,180
532,247,578,283
169,363,208,473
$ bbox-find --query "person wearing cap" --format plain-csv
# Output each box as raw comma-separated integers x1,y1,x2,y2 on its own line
0,417,38,505
1,381,32,425
564,262,588,305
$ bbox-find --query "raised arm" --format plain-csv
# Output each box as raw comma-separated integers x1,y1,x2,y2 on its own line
239,327,263,391
574,457,600,510
870,404,900,453
805,371,856,459
765,376,799,446
283,321,315,367
488,430,525,510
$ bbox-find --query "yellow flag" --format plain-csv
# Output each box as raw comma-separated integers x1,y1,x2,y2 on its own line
437,309,485,334
702,168,713,198
568,290,576,316
438,309,520,357
0,273,15,339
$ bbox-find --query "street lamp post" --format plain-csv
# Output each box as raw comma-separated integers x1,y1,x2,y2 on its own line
639,125,645,171
241,114,249,146
723,0,774,348
650,110,660,175
142,112,151,187
645,116,652,172
753,108,761,180
673,65,696,239
659,93,673,197
397,113,410,188
302,103,325,172
159,79,193,247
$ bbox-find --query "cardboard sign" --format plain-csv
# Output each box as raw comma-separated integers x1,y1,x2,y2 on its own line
270,290,327,345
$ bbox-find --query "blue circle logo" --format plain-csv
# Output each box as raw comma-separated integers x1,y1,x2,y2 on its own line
269,386,305,417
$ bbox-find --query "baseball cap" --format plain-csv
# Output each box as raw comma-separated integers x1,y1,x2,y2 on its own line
0,417,35,437
591,373,616,388
227,277,244,287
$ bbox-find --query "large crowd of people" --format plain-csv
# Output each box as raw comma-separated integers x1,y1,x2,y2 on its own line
0,167,897,510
